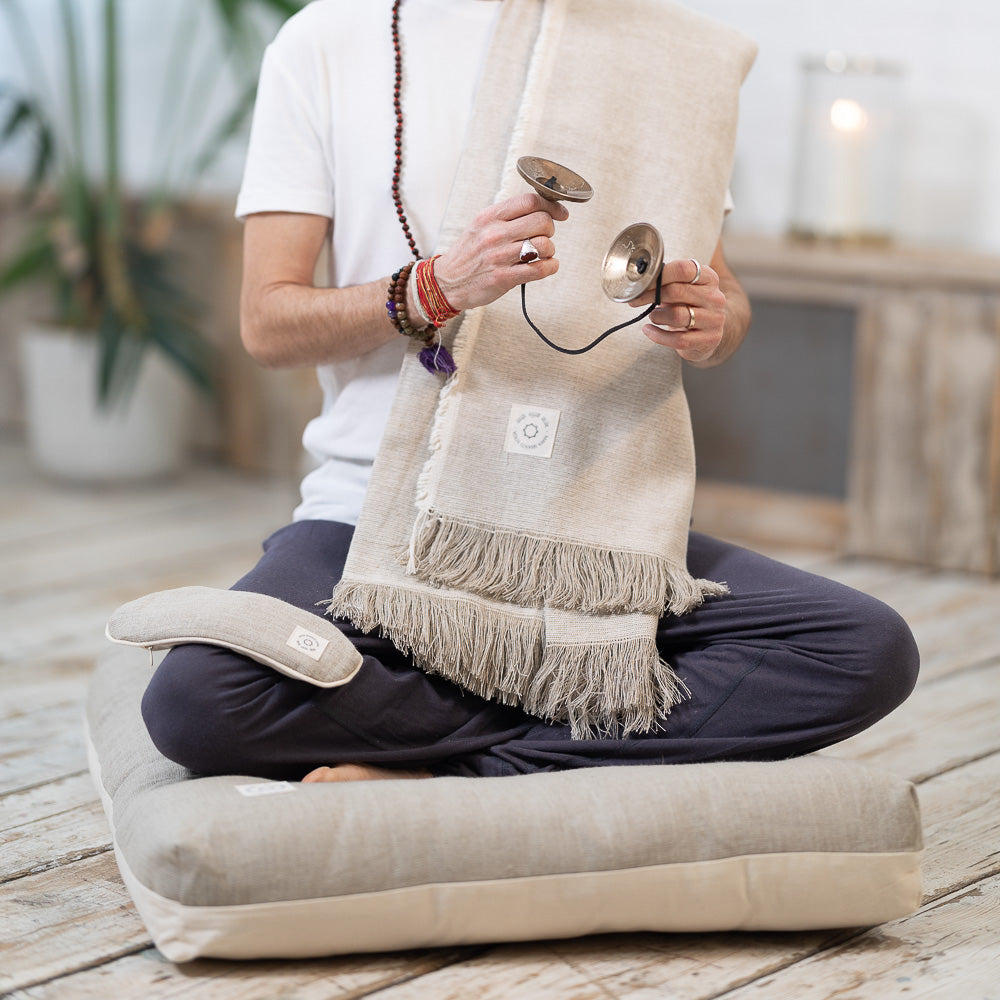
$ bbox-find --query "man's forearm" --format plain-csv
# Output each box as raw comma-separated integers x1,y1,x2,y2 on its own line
241,279,399,369
240,212,411,369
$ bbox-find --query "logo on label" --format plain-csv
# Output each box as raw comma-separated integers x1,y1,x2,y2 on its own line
286,626,329,661
505,404,561,458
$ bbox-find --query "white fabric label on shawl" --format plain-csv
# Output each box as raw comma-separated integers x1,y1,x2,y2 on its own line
505,404,561,458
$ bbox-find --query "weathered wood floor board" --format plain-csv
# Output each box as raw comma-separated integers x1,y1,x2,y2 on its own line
6,947,488,1000
0,853,150,994
1,774,110,884
0,700,90,797
917,751,1000,900
716,876,1000,1000
1,439,997,1000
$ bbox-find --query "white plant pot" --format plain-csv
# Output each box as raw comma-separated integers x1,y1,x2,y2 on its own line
20,325,195,483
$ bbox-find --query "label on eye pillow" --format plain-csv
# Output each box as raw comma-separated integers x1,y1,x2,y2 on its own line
235,781,297,797
505,404,561,458
286,626,330,661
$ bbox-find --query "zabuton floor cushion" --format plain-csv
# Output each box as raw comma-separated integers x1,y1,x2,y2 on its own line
86,647,923,962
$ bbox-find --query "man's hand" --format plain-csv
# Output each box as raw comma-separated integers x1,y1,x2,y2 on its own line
433,191,569,312
628,238,751,368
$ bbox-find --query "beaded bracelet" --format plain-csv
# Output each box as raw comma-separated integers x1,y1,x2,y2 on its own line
385,261,434,342
414,255,460,328
386,261,458,375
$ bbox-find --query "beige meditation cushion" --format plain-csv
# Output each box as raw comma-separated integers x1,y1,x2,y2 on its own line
87,647,923,962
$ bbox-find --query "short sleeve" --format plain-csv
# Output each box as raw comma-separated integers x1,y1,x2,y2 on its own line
235,39,335,221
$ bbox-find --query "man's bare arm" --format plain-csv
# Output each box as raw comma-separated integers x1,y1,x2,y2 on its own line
240,212,397,369
239,194,570,370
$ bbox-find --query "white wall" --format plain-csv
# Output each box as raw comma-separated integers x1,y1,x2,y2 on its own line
691,0,1000,252
2,0,999,252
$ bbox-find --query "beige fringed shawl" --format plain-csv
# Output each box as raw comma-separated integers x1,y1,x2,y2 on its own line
329,0,757,738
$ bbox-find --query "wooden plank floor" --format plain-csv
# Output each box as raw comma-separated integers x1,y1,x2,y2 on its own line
2,435,999,999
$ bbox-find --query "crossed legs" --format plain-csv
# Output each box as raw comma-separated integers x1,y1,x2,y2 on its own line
141,520,919,780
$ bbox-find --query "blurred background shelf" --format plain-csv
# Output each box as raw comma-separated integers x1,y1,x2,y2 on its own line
689,232,1000,575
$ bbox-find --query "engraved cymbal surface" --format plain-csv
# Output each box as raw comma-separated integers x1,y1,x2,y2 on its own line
601,223,664,302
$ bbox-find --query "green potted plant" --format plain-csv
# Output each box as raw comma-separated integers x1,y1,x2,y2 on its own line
0,0,301,481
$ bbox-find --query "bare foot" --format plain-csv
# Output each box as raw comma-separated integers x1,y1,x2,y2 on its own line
301,763,433,783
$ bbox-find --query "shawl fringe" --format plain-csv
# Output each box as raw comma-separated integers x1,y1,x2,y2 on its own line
526,639,689,740
328,579,696,740
408,510,730,616
327,580,543,705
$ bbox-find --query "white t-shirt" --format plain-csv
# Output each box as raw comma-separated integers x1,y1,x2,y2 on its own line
236,0,502,524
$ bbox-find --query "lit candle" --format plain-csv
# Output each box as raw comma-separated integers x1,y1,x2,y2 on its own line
829,96,869,235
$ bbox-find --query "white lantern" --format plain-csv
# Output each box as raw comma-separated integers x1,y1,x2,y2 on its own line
790,52,905,242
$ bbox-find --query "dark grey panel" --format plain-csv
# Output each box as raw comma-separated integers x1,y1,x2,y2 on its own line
684,300,855,498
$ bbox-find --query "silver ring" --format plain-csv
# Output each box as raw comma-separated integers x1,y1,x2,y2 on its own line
519,239,540,263
686,306,696,330
688,258,702,284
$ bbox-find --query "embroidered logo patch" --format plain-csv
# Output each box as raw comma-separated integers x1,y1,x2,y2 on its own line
286,626,329,661
505,404,561,458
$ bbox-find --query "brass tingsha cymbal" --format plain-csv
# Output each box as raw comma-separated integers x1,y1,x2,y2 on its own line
601,223,664,303
516,156,594,203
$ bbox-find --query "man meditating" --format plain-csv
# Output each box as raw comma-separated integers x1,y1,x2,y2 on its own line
140,0,919,782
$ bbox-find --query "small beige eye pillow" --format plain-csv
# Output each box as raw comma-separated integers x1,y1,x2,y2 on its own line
106,586,363,687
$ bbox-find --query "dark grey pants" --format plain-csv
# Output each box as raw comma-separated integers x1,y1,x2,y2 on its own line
141,520,919,779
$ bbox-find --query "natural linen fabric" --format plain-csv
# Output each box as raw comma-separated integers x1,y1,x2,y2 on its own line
106,587,363,688
330,0,758,737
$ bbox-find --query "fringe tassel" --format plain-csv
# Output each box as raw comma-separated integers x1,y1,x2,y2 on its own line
409,510,730,615
525,639,690,741
327,579,696,740
327,580,544,706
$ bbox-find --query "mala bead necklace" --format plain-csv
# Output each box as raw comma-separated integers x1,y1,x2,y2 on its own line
390,0,418,262
388,0,457,374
